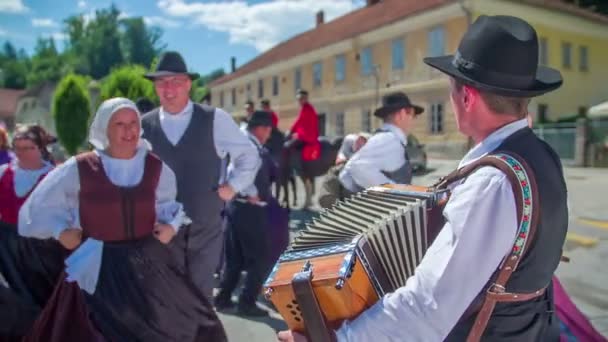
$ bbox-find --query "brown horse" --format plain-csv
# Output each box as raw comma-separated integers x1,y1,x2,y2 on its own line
275,135,343,209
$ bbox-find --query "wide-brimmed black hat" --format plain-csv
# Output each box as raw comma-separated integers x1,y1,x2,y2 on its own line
374,92,424,118
424,15,562,97
247,111,273,128
145,51,199,80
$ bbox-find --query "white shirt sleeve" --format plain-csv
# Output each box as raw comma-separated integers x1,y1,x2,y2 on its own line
344,133,405,189
155,163,189,232
335,167,518,341
213,108,261,193
18,157,81,240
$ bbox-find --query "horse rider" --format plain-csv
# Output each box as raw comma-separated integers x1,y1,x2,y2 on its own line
283,89,320,164
339,92,423,193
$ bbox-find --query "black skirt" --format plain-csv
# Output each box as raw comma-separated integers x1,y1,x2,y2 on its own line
27,236,227,342
85,236,227,342
0,222,67,338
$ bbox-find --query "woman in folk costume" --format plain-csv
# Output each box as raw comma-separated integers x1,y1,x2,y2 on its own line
19,98,227,342
0,124,65,340
0,126,14,166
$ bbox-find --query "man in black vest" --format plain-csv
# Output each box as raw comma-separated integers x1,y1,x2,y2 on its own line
141,51,260,300
214,111,276,317
339,92,423,193
279,15,567,342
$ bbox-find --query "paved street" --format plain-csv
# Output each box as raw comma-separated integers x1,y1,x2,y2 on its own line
218,159,608,340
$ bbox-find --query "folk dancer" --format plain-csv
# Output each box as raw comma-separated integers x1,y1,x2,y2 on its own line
20,98,227,342
141,51,260,299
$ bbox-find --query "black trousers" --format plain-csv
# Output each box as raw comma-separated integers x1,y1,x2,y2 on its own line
218,201,271,306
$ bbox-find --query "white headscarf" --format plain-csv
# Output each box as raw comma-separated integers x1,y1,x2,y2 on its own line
88,97,149,150
337,134,359,161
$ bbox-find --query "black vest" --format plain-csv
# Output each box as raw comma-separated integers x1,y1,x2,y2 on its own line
141,104,223,226
250,137,275,202
375,128,413,185
447,127,567,341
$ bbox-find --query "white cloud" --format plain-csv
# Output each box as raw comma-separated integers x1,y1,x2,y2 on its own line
144,16,179,28
157,0,364,52
78,0,86,9
0,28,7,36
41,32,68,41
0,0,29,13
32,18,58,28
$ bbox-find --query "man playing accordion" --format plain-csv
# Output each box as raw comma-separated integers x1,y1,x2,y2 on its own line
279,15,567,342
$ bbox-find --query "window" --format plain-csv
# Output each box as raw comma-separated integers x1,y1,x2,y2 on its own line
360,47,373,76
335,54,346,82
220,91,224,107
313,61,323,87
429,103,443,134
21,101,28,113
318,113,326,136
391,38,405,70
428,26,445,57
335,112,345,136
361,110,371,132
539,37,548,66
246,83,251,98
537,104,548,123
562,42,572,69
231,88,236,106
294,67,302,92
258,79,264,98
579,46,588,71
272,75,279,96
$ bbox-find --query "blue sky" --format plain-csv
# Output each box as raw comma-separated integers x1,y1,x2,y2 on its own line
0,0,364,75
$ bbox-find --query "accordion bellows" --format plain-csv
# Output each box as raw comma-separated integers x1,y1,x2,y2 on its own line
264,184,448,332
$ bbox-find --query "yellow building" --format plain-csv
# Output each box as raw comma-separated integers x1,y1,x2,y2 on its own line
209,0,608,158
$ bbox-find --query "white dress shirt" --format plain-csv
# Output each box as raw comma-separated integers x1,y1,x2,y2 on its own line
18,147,188,294
339,123,408,192
158,100,260,193
335,119,529,341
0,161,53,197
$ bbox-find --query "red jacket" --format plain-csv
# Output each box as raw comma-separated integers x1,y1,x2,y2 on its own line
270,111,279,128
290,103,320,161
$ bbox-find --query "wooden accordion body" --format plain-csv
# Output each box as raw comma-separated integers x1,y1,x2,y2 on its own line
263,185,449,333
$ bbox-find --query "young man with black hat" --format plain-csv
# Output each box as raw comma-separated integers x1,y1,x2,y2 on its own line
214,110,276,317
141,51,260,300
261,99,279,128
339,91,423,193
239,100,256,131
279,15,567,342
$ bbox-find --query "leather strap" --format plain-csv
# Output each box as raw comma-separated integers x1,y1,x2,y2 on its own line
291,261,337,342
449,152,543,342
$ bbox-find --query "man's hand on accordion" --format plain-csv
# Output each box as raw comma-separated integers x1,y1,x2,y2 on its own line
277,330,307,342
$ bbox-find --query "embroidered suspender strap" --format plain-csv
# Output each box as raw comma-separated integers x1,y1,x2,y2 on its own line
453,152,542,342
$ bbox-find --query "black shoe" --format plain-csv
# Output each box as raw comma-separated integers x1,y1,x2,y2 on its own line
237,304,269,317
214,295,235,311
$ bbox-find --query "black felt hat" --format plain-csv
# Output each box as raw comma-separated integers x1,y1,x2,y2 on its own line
424,15,562,97
247,111,273,128
373,92,424,118
145,51,199,80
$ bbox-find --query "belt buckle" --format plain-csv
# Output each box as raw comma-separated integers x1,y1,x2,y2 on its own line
487,283,506,295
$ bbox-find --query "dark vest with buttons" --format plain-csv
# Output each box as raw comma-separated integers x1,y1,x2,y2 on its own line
249,136,275,202
446,127,567,341
374,128,413,185
141,104,223,226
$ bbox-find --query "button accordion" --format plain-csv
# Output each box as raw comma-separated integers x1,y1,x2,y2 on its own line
263,184,449,335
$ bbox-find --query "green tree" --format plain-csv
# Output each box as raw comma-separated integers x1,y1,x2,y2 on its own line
100,65,157,103
120,17,165,67
0,41,28,89
53,74,91,155
27,38,66,87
